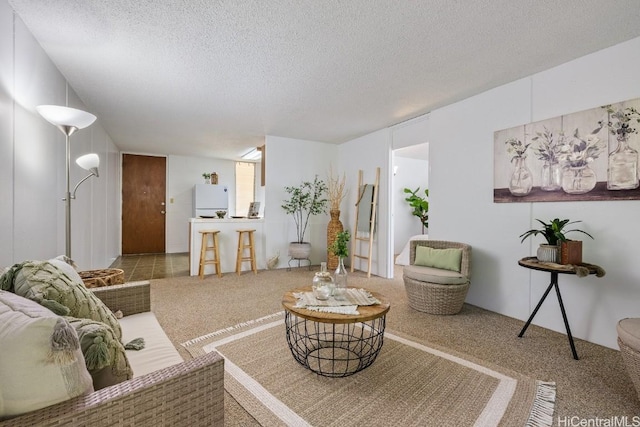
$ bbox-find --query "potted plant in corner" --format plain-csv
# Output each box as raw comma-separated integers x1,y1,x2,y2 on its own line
403,187,429,234
202,173,211,184
281,175,328,260
519,218,594,264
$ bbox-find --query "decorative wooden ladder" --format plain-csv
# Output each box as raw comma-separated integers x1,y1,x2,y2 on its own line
350,167,380,278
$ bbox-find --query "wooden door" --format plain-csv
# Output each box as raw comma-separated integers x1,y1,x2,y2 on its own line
122,154,166,254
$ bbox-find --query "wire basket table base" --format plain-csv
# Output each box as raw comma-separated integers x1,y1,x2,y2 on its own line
284,311,386,377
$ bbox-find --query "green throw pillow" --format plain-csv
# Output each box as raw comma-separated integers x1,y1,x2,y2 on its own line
66,317,133,390
6,261,122,340
414,246,462,272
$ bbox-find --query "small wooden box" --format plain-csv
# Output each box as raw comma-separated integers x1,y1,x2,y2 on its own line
560,240,582,265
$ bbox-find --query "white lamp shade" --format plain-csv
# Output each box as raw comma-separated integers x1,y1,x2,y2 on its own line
37,105,97,129
76,153,100,175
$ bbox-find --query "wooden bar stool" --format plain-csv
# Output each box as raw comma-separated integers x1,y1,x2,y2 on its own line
199,230,222,279
235,229,257,275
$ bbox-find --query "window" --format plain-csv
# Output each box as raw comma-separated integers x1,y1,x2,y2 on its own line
235,162,255,216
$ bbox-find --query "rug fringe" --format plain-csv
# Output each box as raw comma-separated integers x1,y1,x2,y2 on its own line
525,381,556,427
181,311,284,347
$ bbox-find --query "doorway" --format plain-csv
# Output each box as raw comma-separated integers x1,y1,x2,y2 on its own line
121,154,167,254
390,143,429,276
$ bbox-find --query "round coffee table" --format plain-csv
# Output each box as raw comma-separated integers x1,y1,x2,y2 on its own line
281,286,390,377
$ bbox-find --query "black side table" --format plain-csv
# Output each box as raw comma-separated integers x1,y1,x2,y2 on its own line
517,257,604,360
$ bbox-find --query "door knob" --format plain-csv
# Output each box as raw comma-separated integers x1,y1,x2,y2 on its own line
160,202,166,206
161,211,166,214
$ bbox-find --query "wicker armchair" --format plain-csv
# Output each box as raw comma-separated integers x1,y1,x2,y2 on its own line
402,240,472,315
0,282,225,427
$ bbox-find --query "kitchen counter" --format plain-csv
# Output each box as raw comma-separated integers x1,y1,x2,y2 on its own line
188,217,265,275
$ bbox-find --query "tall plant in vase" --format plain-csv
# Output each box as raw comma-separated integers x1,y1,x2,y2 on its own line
329,230,350,295
281,176,328,260
326,166,347,269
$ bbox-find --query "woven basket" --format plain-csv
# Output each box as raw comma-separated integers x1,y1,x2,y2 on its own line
79,268,125,289
618,337,640,401
403,275,470,315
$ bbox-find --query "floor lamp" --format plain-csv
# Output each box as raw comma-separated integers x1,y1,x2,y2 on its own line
36,105,98,259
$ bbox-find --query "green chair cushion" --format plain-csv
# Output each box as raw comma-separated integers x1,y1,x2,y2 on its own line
403,264,468,285
414,246,463,272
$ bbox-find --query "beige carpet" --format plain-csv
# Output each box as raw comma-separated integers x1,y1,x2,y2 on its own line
147,266,639,424
183,312,555,426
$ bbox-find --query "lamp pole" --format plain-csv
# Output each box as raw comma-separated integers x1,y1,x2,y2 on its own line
60,124,79,259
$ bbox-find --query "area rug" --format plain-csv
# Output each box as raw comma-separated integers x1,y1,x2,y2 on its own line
182,312,555,427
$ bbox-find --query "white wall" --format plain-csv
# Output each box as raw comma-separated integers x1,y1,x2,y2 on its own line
338,129,392,278
0,2,120,269
332,36,640,349
428,36,640,349
264,136,337,268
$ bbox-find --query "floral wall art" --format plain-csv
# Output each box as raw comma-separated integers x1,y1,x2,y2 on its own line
494,97,640,202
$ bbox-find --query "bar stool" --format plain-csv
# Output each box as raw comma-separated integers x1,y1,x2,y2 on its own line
235,229,257,275
199,230,222,279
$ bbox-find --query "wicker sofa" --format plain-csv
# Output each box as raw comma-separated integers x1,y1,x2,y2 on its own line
0,281,225,427
402,240,472,315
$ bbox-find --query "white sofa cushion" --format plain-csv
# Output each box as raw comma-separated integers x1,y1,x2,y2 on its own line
0,291,93,419
403,264,468,285
119,312,183,377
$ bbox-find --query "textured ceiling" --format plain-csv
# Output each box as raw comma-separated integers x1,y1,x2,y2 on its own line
8,0,640,160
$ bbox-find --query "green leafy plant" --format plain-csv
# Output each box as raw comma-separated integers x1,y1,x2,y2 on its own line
519,218,594,246
403,187,429,233
202,173,211,179
281,176,328,243
329,230,350,258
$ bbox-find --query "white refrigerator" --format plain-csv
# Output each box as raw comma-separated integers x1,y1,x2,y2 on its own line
193,184,229,217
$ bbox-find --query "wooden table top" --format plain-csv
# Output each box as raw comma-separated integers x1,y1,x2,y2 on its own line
282,286,390,324
518,256,603,275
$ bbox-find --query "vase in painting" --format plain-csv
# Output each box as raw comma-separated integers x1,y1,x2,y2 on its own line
607,136,639,190
540,160,562,191
508,156,533,196
562,165,597,194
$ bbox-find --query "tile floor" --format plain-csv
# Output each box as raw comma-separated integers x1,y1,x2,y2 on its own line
109,253,190,281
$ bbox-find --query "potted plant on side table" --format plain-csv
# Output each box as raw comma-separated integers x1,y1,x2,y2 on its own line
519,218,594,264
281,176,328,260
